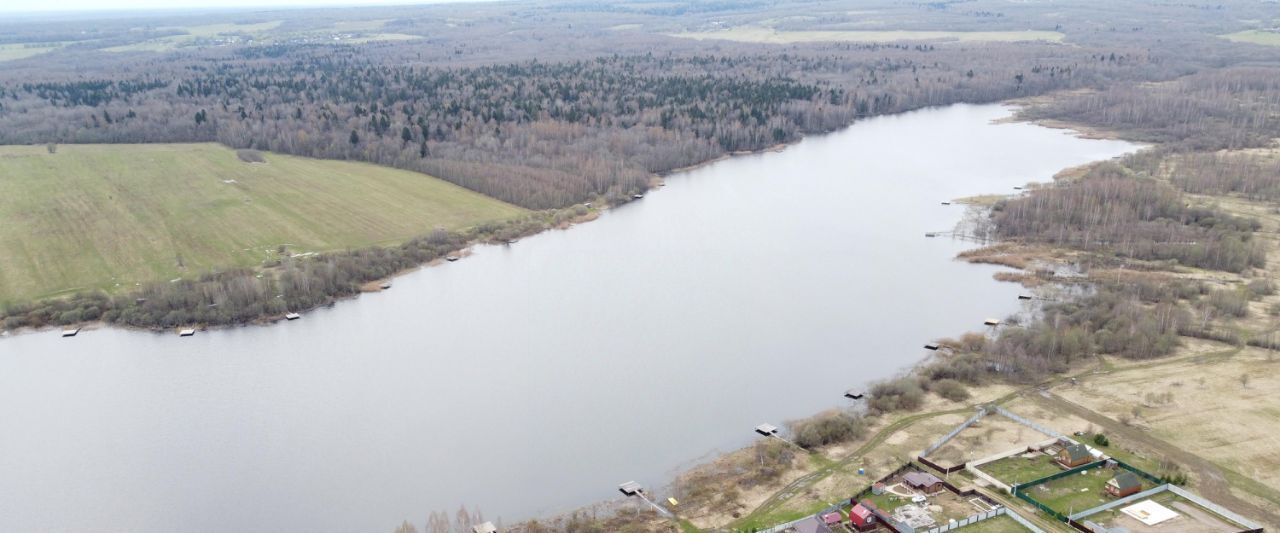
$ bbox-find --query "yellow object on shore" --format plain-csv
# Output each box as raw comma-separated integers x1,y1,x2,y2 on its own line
667,497,679,506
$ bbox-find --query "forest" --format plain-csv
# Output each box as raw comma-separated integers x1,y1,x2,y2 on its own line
0,41,1182,209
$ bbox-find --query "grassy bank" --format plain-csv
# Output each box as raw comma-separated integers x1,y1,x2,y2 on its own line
0,143,525,303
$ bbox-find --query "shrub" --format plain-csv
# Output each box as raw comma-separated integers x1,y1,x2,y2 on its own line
930,379,970,402
1203,287,1249,318
1246,278,1275,299
1093,434,1110,447
867,377,925,413
789,411,867,449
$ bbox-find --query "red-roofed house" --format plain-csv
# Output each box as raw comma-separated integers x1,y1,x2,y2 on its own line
849,502,877,531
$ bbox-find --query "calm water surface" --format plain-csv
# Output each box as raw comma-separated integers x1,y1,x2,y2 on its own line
0,104,1135,533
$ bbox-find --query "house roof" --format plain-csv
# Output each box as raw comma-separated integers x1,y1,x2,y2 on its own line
850,504,872,519
1111,471,1142,491
1063,443,1091,462
903,471,942,487
789,517,833,533
822,512,841,525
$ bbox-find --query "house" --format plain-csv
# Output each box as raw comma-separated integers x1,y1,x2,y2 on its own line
1106,471,1143,498
903,471,945,494
821,512,842,529
786,517,832,533
849,503,877,531
471,522,498,533
1057,443,1093,468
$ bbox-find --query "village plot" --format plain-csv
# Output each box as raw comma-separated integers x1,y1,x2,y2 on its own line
861,469,1004,531
922,415,1059,472
975,453,1063,487
1081,491,1242,533
1020,465,1152,516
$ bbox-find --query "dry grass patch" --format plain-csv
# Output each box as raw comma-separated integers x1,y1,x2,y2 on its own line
927,416,1057,467
1058,346,1280,491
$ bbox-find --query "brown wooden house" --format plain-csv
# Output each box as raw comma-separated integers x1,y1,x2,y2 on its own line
1056,443,1092,468
903,471,945,494
1106,471,1143,498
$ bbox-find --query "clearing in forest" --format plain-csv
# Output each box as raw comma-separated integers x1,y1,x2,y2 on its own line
0,143,524,302
0,42,67,62
103,21,284,52
1221,30,1280,47
672,27,1066,44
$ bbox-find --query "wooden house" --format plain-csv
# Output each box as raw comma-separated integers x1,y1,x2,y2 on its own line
1057,443,1093,468
1106,471,1143,498
849,503,877,531
903,471,945,494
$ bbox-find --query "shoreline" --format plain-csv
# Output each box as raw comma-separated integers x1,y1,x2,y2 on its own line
1,99,1056,339
510,111,1142,530
0,126,809,338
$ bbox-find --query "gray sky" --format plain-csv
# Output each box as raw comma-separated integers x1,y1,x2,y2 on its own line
0,0,465,14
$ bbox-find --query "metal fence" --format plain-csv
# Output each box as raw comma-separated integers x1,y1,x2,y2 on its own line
1011,460,1107,523
1003,508,1048,533
924,509,1002,533
1068,484,1171,521
993,406,1069,440
921,408,987,458
1168,485,1265,531
920,507,1047,533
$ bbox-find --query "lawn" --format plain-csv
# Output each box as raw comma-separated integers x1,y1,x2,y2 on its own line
1221,30,1280,47
1026,466,1144,516
978,454,1064,486
866,491,912,513
958,514,1033,533
0,143,525,302
672,27,1065,44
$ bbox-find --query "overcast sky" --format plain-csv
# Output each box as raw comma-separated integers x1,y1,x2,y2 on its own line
0,0,471,14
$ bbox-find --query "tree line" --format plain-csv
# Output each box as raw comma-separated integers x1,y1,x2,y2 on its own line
0,42,1171,209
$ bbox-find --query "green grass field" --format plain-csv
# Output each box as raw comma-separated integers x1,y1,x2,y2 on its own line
959,514,1033,532
104,21,283,52
673,27,1065,44
0,143,524,302
342,33,423,44
1027,467,1146,516
979,454,1064,485
0,42,66,62
1221,30,1280,47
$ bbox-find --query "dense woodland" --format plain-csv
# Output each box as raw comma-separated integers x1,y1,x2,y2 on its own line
0,42,1176,209
989,169,1265,273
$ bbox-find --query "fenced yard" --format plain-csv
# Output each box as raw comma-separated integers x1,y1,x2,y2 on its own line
1024,465,1149,517
976,454,1063,487
1085,491,1240,532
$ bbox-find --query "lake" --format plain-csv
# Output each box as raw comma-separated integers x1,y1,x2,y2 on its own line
0,103,1136,533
